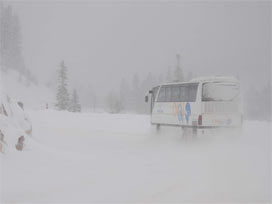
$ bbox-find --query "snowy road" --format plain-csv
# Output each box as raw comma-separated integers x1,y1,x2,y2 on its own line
1,110,271,203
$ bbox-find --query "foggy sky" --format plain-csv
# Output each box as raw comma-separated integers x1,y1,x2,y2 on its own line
11,1,271,95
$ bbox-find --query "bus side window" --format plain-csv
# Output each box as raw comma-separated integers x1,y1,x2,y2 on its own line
180,85,187,102
188,84,198,102
171,85,180,102
165,86,172,102
157,86,166,102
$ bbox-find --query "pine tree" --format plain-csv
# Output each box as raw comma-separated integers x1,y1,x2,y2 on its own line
132,73,141,111
141,72,155,96
0,3,25,73
0,3,12,71
0,2,4,70
174,54,184,82
88,85,96,112
106,89,123,113
186,71,193,81
69,89,81,112
132,74,139,93
119,78,129,110
166,66,172,83
158,73,164,84
56,61,70,110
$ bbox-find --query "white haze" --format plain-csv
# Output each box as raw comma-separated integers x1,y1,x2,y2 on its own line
0,1,271,203
11,1,271,100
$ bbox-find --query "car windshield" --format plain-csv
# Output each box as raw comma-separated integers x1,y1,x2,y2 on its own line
202,82,240,101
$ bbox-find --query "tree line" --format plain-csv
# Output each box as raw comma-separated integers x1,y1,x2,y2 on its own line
0,3,37,85
1,3,269,120
106,54,195,114
56,54,193,114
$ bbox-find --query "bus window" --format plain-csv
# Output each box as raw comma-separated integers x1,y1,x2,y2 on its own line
202,82,240,101
179,85,187,102
188,84,198,102
179,83,198,102
157,86,166,102
171,85,180,102
165,86,172,102
157,83,198,102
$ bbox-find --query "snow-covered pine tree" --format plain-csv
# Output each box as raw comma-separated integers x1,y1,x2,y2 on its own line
174,54,184,82
55,61,70,110
132,73,141,112
69,89,81,112
186,71,193,81
106,89,123,113
119,77,130,110
88,85,97,112
166,66,172,83
0,3,25,74
158,73,164,84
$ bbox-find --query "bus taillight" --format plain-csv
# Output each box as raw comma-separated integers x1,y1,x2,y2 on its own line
198,115,202,126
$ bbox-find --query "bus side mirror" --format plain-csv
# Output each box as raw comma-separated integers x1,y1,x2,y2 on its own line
149,90,153,94
145,95,148,103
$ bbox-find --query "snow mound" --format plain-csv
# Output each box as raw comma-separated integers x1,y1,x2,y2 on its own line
0,91,32,154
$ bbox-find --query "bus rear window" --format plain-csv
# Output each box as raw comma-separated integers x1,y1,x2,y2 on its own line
202,82,240,101
157,83,198,102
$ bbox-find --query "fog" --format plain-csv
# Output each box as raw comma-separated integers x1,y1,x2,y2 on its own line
0,1,271,203
11,1,270,98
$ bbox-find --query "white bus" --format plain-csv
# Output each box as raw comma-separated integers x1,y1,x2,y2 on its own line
145,76,243,136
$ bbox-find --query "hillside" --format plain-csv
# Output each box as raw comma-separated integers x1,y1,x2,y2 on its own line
1,70,54,110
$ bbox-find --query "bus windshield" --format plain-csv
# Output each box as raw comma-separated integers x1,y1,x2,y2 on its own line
202,82,240,101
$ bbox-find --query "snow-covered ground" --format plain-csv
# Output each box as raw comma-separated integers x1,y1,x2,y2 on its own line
1,110,271,203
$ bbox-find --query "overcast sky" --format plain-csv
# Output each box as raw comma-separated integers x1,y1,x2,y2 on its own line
11,1,271,94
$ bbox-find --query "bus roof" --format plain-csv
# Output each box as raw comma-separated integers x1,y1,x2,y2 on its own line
157,76,239,87
190,76,239,83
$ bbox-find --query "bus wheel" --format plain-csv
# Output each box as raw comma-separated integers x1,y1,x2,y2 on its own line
192,127,197,138
156,124,161,131
182,127,188,141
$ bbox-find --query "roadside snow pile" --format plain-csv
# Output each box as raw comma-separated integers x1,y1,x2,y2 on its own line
0,91,32,154
2,70,54,110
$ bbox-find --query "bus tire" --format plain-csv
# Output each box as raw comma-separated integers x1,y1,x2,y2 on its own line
192,127,197,138
182,127,188,141
156,124,161,131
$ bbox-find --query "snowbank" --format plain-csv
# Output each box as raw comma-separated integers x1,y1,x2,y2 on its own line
0,91,32,153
